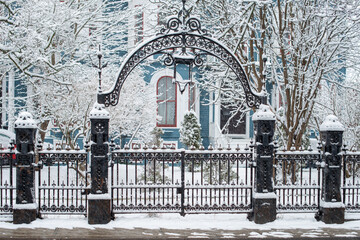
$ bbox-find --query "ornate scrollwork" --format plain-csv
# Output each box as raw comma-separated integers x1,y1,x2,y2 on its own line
163,53,174,66
98,0,262,109
98,33,262,108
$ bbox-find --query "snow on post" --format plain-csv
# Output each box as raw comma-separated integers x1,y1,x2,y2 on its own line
319,115,344,132
252,104,275,121
89,102,110,119
14,112,37,128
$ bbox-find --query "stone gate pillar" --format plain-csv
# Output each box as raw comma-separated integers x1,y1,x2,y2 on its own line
251,104,276,224
88,103,111,224
13,112,37,224
318,115,345,224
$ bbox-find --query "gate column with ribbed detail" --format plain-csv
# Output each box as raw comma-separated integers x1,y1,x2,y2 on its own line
250,104,277,224
88,103,111,224
13,112,37,224
318,115,345,224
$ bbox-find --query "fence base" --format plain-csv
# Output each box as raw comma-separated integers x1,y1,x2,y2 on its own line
13,204,37,224
252,193,277,224
319,202,345,224
88,194,111,224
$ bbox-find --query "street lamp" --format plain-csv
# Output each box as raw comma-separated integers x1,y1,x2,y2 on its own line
164,47,203,94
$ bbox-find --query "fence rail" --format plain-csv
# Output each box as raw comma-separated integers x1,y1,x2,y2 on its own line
37,148,89,215
0,150,15,215
110,147,254,214
0,144,360,217
274,150,322,212
342,151,360,212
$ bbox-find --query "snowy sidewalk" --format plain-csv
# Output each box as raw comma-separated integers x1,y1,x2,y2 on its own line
0,213,359,239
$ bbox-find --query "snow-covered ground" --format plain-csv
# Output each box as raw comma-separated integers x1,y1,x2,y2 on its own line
0,213,359,231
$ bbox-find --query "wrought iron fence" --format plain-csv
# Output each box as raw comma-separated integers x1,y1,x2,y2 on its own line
37,145,89,215
0,148,15,215
110,145,254,215
342,151,360,212
274,150,322,212
1,141,360,217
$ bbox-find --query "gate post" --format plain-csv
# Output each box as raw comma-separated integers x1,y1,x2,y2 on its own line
251,104,276,224
13,112,37,224
318,115,345,224
88,103,111,224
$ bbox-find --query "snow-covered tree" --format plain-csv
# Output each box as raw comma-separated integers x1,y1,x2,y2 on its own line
0,0,157,147
179,111,202,149
188,0,360,149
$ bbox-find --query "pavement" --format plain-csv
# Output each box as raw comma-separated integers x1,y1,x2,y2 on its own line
0,213,360,239
0,226,360,239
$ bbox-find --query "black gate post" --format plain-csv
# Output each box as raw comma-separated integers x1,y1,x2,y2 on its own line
251,104,276,224
88,103,111,224
318,115,345,224
13,112,37,224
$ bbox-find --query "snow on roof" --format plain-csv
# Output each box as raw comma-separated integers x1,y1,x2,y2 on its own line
252,104,275,121
14,112,37,129
89,102,110,119
319,115,344,132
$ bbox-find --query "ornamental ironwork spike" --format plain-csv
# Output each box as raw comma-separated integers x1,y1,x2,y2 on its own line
56,143,61,151
218,144,223,151
199,145,205,150
47,143,52,151
190,145,196,150
124,144,130,150
236,144,240,151
152,145,157,150
143,144,148,150
244,144,249,151
161,144,166,150
208,144,213,150
227,144,231,150
37,140,43,151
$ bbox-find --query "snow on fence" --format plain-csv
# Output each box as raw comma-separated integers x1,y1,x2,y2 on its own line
274,150,322,212
342,151,360,212
37,146,89,215
1,145,360,216
0,149,15,215
110,146,254,214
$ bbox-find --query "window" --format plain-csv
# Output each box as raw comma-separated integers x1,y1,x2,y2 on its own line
157,77,176,127
189,84,195,111
220,104,246,135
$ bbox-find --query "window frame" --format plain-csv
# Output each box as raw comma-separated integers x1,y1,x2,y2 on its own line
156,76,177,127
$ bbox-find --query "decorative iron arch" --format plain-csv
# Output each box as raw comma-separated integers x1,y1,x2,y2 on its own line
98,1,263,109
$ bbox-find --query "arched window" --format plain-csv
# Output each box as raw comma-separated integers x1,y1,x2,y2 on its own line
157,76,176,127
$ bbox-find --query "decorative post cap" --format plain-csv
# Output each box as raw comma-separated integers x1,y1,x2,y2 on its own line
14,112,37,128
89,102,110,119
252,104,275,121
319,115,344,132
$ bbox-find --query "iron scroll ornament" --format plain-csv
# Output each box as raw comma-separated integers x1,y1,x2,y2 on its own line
98,32,262,109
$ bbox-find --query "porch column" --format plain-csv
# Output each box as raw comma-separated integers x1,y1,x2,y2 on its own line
13,112,37,224
88,103,111,224
251,104,276,224
318,115,345,224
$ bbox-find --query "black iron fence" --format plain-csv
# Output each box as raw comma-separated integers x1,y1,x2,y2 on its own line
342,151,360,212
37,146,89,215
274,150,322,212
0,144,359,217
0,148,15,215
110,146,254,215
